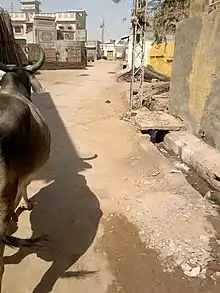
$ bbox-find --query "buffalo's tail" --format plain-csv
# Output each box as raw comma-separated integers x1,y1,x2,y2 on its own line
0,234,49,249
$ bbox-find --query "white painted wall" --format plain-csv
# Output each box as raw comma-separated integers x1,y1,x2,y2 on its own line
127,35,152,69
10,11,86,43
26,29,34,43
103,43,116,59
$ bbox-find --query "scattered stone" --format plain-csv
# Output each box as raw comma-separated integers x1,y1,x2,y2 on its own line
200,269,207,279
209,191,220,204
170,169,181,174
159,148,168,155
176,257,186,266
186,266,201,277
181,263,193,273
152,171,160,177
105,99,111,104
210,272,220,282
78,73,89,77
172,161,190,172
205,191,212,199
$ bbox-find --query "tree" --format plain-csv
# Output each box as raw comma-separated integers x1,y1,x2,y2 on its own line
112,0,190,42
152,0,189,42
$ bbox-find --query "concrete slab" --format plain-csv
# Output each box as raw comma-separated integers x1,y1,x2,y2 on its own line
135,108,186,131
164,131,220,190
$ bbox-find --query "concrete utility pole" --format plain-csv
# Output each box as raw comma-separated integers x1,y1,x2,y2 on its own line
130,0,148,111
100,17,105,58
101,17,105,44
10,1,15,12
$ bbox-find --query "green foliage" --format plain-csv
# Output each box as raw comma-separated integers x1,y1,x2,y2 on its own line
111,0,189,42
151,0,190,42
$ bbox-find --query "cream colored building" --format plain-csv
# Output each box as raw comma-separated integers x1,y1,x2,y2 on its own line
10,0,87,45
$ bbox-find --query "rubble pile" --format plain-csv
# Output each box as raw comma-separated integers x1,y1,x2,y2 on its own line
142,81,170,112
117,65,170,83
117,65,170,112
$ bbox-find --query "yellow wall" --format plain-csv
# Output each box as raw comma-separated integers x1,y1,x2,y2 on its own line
169,10,220,150
146,41,175,77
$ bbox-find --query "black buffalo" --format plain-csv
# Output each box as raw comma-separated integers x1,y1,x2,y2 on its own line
0,47,51,291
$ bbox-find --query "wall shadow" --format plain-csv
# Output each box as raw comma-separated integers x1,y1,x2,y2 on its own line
4,92,102,293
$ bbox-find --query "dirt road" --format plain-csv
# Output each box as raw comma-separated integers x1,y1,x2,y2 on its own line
3,61,220,292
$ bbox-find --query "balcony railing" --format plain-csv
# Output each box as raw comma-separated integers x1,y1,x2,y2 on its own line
10,12,26,20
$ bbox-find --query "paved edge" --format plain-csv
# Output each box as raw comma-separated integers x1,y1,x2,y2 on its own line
164,131,220,191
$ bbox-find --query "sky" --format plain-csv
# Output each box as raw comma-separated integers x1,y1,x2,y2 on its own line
0,0,132,40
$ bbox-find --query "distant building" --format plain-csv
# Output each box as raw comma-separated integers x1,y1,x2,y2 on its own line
102,39,128,61
86,40,101,60
10,0,87,45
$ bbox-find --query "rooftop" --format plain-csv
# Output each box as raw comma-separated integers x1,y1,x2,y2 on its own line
34,14,55,20
66,10,87,16
20,0,41,2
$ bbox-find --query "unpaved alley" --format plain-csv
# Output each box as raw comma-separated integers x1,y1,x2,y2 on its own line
3,61,220,293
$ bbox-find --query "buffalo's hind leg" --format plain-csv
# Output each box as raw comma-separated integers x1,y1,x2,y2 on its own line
0,243,5,293
17,176,34,211
20,185,33,211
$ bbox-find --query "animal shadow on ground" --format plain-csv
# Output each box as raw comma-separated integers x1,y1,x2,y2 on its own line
4,92,103,293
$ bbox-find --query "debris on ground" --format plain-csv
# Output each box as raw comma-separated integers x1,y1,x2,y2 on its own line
117,65,170,112
120,111,137,125
144,65,170,82
77,73,90,77
117,65,170,83
205,190,220,205
142,81,170,112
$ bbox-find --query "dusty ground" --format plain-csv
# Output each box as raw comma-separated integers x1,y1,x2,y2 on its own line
3,61,220,292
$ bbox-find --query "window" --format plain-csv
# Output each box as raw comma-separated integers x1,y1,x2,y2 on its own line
57,30,64,40
68,26,72,30
59,26,64,30
14,26,22,34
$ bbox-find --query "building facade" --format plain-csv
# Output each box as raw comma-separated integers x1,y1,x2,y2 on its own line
86,40,101,60
102,39,128,61
10,0,87,45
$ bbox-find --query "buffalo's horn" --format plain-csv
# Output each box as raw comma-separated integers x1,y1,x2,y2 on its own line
25,46,45,72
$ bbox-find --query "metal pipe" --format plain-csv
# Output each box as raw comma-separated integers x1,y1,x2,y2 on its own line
209,0,220,6
129,0,137,111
